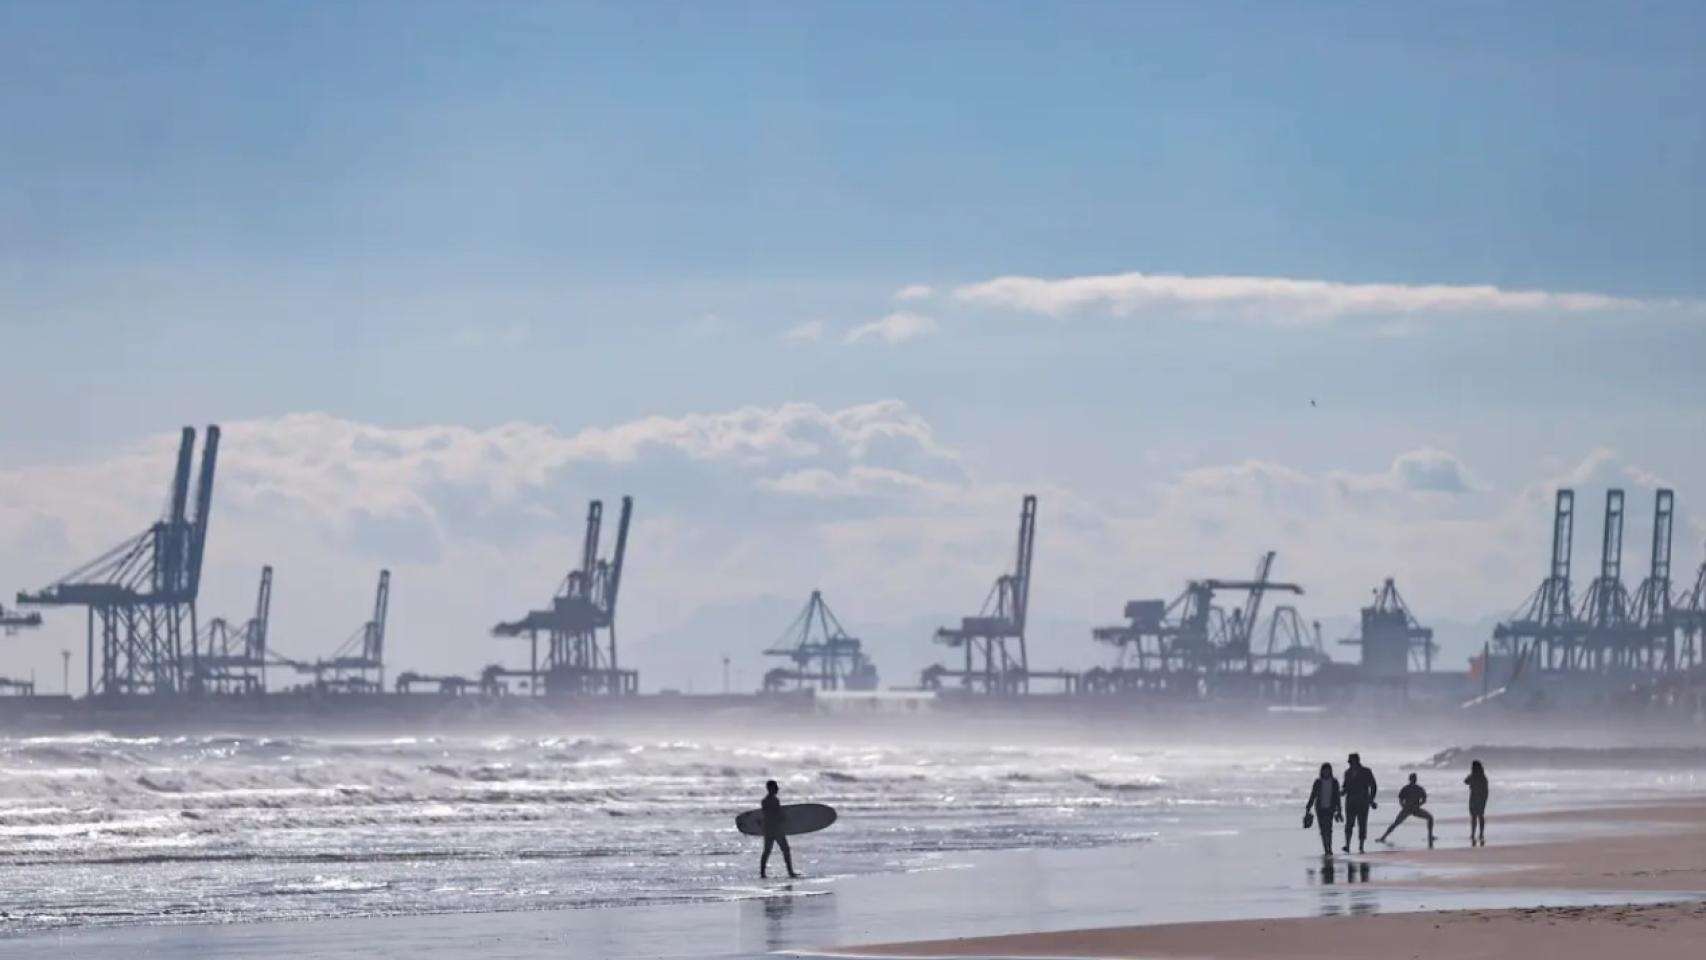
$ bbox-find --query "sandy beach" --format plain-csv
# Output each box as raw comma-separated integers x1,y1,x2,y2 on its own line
831,800,1706,959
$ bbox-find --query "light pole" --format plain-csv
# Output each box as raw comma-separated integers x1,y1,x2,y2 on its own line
61,650,70,696
722,655,730,695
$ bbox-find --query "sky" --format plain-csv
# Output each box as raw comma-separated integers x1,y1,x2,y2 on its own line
0,1,1702,692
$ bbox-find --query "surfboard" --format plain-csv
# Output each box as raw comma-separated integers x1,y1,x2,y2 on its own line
735,802,837,837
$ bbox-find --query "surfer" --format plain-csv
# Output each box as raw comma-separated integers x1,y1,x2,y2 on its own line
1304,762,1342,856
1341,752,1378,854
759,780,800,879
1464,760,1489,845
1377,773,1435,846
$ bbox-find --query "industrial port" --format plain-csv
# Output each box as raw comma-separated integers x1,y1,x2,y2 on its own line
2,423,1703,726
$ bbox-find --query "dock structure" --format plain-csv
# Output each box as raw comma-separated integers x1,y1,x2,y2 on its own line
189,565,272,695
0,603,43,696
1678,548,1706,669
1339,578,1436,680
289,569,391,694
1081,551,1308,697
489,497,636,696
1485,488,1696,704
921,495,1052,694
761,590,878,693
18,425,219,697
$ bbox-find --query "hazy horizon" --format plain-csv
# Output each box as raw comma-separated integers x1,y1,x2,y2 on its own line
2,1,1702,693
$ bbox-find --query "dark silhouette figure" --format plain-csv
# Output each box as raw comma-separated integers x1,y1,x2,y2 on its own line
1464,760,1489,845
1304,762,1342,856
1378,773,1434,846
759,780,799,879
1341,752,1378,853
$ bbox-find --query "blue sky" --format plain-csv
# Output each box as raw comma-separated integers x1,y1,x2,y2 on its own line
0,2,1702,689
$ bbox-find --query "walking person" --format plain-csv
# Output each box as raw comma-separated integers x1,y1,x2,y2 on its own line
1464,760,1489,845
759,780,800,879
1341,752,1378,854
1377,772,1435,846
1304,762,1342,856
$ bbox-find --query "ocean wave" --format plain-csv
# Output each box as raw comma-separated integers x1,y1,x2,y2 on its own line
1072,772,1165,793
1427,745,1706,769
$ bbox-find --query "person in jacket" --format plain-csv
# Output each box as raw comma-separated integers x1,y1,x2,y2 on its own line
1304,762,1342,856
1341,752,1378,854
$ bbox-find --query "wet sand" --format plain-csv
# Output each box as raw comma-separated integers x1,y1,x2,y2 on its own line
826,900,1706,959
832,800,1706,959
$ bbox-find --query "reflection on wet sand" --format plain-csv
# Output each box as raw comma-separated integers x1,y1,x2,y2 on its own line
1307,859,1378,916
741,887,838,953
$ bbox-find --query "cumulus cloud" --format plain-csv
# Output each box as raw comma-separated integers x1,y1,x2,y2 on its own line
845,311,939,345
1331,448,1480,497
893,283,934,301
953,270,1668,324
780,319,826,343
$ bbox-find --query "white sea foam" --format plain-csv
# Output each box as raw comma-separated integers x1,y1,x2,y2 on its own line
0,729,1698,935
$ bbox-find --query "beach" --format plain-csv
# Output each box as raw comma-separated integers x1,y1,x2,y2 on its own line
830,800,1706,959
5,726,1705,959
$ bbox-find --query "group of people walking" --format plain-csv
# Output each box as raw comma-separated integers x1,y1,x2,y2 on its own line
1304,753,1489,855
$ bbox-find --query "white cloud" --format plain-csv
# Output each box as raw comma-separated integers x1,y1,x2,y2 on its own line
953,270,1671,324
1331,448,1481,497
894,283,934,301
780,319,826,343
845,311,939,345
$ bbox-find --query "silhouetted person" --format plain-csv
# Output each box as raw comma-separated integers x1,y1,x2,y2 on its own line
1341,752,1378,853
759,780,799,879
1464,760,1489,845
1377,773,1434,846
1304,762,1342,856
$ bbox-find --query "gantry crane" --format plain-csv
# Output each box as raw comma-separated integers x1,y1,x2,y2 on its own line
1492,488,1681,688
189,565,272,694
293,570,389,694
19,425,219,696
1338,578,1436,679
922,495,1037,694
762,590,878,692
490,497,636,695
0,602,44,697
1082,551,1302,695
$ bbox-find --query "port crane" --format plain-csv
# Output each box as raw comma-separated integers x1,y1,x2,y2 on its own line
18,425,219,696
287,570,390,693
490,497,636,695
189,565,273,694
762,590,878,692
923,495,1042,694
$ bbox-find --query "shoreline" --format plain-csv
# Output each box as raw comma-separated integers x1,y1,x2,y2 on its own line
825,798,1706,959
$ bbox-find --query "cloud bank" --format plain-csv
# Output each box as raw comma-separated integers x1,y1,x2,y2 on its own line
953,271,1667,324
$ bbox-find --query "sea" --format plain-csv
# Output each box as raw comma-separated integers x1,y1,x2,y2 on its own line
1,718,1702,951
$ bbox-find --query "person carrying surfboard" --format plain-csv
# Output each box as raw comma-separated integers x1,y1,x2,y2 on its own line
760,780,800,879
